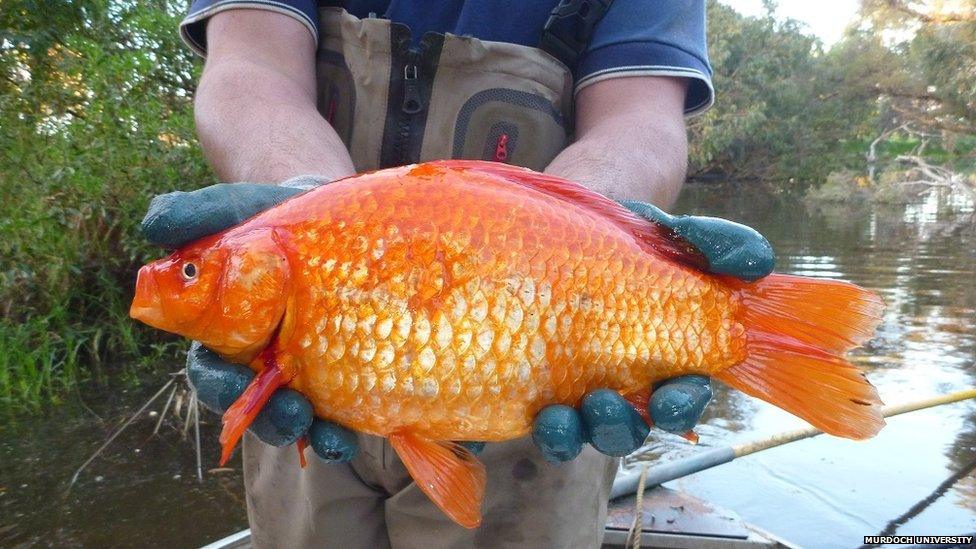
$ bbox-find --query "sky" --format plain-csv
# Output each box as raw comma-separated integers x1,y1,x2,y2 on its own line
720,0,861,46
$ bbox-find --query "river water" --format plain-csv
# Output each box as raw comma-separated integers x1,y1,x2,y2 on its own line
1,185,973,548
630,185,976,547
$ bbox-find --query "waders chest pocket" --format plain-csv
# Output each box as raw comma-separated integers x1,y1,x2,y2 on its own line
452,89,567,171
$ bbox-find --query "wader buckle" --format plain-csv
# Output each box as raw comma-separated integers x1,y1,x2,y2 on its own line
540,0,614,69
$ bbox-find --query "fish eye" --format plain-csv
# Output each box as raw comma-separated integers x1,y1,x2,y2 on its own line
181,262,198,281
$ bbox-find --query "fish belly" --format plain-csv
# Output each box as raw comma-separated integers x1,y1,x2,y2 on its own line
277,170,744,441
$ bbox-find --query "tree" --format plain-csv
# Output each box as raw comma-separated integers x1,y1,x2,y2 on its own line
690,1,870,182
856,0,976,138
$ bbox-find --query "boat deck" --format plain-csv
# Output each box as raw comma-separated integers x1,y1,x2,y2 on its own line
603,486,794,548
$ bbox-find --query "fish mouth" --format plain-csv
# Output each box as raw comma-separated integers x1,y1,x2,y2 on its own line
130,265,166,328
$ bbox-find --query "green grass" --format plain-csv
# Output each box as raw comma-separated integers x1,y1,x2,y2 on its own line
0,316,95,409
0,150,204,410
0,267,188,411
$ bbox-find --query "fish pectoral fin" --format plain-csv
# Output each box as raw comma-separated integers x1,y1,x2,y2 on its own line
218,350,295,466
388,429,487,529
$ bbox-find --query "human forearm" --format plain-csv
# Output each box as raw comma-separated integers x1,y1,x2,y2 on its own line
545,123,687,207
545,77,688,208
195,10,355,184
195,60,355,183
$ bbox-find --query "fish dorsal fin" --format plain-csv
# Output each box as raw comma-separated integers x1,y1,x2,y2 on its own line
439,160,708,271
388,430,487,529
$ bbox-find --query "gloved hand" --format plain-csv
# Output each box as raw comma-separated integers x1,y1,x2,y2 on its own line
142,183,773,464
531,200,775,462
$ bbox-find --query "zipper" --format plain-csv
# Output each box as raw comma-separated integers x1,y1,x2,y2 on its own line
493,133,510,162
402,58,423,114
392,47,427,166
380,31,441,169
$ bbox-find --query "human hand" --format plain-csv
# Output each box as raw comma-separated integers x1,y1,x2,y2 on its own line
187,342,358,461
529,201,775,461
142,176,360,462
532,377,713,461
619,200,774,281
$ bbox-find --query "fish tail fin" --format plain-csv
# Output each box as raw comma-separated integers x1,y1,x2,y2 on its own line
218,354,291,465
716,274,886,439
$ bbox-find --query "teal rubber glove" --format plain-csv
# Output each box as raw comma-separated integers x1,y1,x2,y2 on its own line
619,200,775,281
531,200,774,462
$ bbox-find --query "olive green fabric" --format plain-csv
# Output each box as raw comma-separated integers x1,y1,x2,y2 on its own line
420,35,572,171
315,7,572,172
243,433,617,548
316,8,394,171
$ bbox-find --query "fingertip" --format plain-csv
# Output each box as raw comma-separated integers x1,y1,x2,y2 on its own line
250,388,314,447
309,420,358,463
141,191,189,248
649,377,712,433
580,390,649,457
186,342,253,413
532,405,585,462
716,230,775,281
673,216,775,281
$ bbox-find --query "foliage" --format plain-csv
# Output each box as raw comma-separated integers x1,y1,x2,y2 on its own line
692,0,976,183
0,0,209,408
870,1,975,137
801,170,871,203
690,1,859,182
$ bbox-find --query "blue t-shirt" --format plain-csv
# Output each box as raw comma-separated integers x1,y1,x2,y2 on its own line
180,0,713,115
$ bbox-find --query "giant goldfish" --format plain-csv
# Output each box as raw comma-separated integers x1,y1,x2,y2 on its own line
130,160,885,528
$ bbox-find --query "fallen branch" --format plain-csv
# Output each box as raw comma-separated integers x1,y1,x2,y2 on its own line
893,155,975,200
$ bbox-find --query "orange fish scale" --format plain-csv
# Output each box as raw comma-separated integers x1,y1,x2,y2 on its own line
268,166,745,441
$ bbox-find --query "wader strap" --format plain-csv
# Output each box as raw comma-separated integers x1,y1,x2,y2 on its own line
540,0,614,70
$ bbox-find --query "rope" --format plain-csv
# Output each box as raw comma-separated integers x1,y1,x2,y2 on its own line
612,388,976,502
625,465,650,549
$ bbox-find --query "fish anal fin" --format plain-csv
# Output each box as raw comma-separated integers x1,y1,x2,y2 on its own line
438,160,708,271
388,429,487,529
218,349,295,465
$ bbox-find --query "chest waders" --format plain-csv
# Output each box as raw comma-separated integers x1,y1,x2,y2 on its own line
315,7,579,172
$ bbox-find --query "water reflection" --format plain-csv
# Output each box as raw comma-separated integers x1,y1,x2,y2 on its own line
0,386,249,547
627,185,976,547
